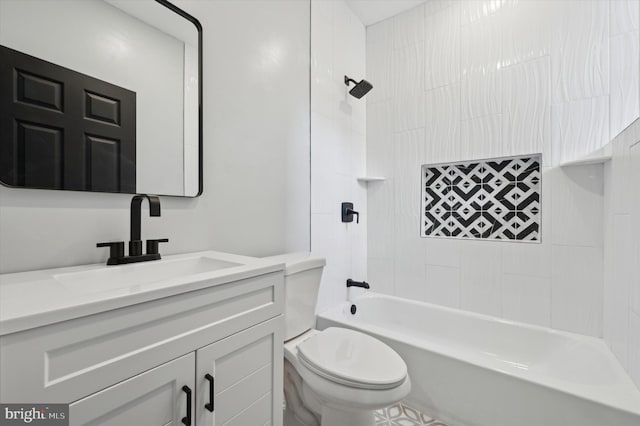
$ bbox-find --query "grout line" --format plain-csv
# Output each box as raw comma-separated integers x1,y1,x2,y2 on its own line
308,0,313,253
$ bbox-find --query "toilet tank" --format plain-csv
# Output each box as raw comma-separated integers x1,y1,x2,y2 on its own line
263,253,326,340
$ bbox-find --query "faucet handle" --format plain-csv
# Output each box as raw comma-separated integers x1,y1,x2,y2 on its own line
146,238,169,255
97,241,125,262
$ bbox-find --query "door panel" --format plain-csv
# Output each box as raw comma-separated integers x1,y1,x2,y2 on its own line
0,45,136,192
69,353,194,426
196,317,284,426
216,334,272,391
216,364,272,425
223,393,271,426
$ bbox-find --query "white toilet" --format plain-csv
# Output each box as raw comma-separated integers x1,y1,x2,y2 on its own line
265,253,411,426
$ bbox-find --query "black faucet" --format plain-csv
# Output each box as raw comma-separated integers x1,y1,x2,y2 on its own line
341,202,360,224
346,279,369,289
130,194,161,256
97,194,169,265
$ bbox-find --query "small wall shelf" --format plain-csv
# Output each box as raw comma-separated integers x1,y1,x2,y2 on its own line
560,143,612,167
356,176,386,182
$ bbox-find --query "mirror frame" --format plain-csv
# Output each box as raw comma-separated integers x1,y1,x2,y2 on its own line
156,0,203,198
0,0,204,198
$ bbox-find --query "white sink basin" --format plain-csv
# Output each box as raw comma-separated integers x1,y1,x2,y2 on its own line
54,256,242,294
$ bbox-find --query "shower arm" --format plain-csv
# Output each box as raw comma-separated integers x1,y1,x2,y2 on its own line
344,76,358,87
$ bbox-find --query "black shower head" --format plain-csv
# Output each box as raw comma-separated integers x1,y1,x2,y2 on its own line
344,75,373,99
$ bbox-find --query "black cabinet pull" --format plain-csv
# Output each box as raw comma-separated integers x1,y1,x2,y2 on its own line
181,385,192,426
205,373,214,412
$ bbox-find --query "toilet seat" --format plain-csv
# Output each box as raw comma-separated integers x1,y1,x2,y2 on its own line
296,327,407,390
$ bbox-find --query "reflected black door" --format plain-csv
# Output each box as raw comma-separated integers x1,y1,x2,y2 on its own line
0,45,136,192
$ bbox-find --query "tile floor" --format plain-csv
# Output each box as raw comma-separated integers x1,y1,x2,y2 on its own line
375,403,449,426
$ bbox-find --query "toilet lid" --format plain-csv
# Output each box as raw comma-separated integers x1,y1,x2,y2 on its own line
297,327,407,390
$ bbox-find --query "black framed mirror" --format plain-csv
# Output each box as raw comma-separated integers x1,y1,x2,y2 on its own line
0,0,202,197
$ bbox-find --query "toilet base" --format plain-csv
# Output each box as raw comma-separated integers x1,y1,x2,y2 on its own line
320,406,374,426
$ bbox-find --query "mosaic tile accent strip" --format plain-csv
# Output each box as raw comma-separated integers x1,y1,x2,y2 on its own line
422,154,541,241
375,403,448,426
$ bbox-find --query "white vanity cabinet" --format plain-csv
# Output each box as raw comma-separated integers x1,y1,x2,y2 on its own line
196,318,282,426
69,352,196,425
68,317,282,426
0,258,285,426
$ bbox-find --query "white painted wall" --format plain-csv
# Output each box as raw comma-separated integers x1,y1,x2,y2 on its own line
0,0,188,196
310,0,367,314
604,117,640,389
0,0,311,273
366,0,640,337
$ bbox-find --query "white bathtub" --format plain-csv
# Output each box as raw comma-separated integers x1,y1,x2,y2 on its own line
316,292,640,426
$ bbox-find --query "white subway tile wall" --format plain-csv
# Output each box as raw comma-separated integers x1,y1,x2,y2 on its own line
311,0,367,314
604,118,640,389
366,0,639,350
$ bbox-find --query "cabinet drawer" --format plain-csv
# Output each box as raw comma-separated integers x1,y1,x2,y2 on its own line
0,272,283,403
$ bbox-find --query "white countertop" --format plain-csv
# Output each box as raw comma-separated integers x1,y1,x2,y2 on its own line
0,251,284,336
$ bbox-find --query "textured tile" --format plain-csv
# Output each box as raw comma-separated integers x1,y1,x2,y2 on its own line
610,30,640,140
501,171,552,275
367,257,395,296
462,69,501,120
394,244,427,302
311,115,351,214
551,96,609,166
393,4,425,49
604,214,631,368
368,178,395,259
460,240,502,316
312,213,351,313
367,100,394,177
502,273,551,327
393,42,425,97
610,136,631,215
550,166,603,247
393,92,426,132
551,245,603,337
396,130,426,239
461,0,506,26
425,238,461,267
631,142,640,314
629,311,640,388
425,265,461,308
611,0,640,36
550,0,609,104
395,129,427,301
461,114,502,160
425,0,457,18
425,2,461,89
461,8,502,75
310,0,333,91
352,129,366,176
501,0,552,67
367,22,394,102
501,57,550,163
334,0,366,88
424,84,461,164
367,17,393,47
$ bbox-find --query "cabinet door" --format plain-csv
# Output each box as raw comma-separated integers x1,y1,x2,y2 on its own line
69,353,195,426
196,316,283,426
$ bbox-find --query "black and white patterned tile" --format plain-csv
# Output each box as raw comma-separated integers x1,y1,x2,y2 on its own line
375,403,448,426
422,154,541,242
